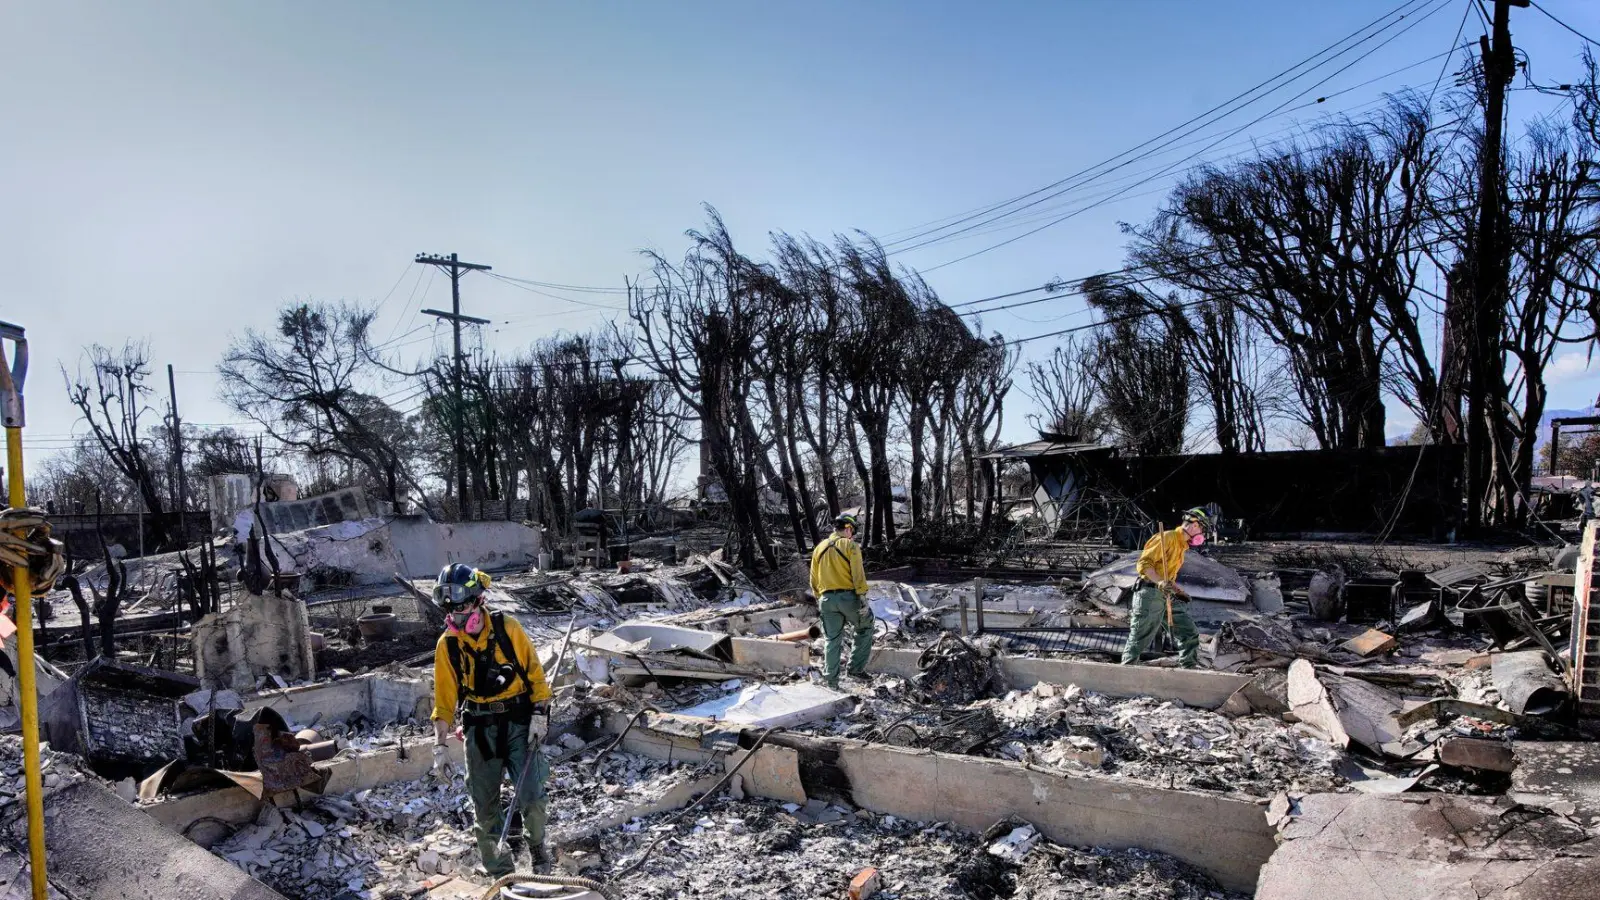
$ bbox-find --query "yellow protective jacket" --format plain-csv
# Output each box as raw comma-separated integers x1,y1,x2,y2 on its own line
431,611,551,723
810,533,868,597
1135,526,1191,586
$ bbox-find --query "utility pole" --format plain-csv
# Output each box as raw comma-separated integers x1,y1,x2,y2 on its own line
1465,0,1527,530
166,364,188,547
414,253,492,520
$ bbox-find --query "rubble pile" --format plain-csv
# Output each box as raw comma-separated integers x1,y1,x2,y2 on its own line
818,678,1346,797
0,735,89,822
600,794,1244,899
203,747,710,900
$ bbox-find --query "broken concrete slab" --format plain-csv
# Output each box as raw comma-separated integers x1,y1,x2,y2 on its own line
192,592,316,692
593,622,729,657
1287,659,1405,756
675,683,854,729
768,732,1274,893
1084,551,1250,604
15,780,286,900
1256,792,1600,899
1510,741,1600,825
724,744,807,806
865,647,1252,710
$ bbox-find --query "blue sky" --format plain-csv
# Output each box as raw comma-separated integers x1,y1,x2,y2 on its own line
3,0,1599,472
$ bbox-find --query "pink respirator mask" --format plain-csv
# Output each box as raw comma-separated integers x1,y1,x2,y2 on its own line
445,607,484,634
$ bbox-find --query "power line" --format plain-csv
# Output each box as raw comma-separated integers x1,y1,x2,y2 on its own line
915,0,1460,273
484,272,628,310
879,0,1437,251
880,0,1442,256
370,263,415,322
1428,1,1476,109
488,274,629,295
1530,1,1600,47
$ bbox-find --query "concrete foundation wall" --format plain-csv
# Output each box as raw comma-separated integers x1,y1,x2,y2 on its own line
602,714,1274,893
146,740,458,835
249,672,434,730
829,738,1273,893
864,648,1251,709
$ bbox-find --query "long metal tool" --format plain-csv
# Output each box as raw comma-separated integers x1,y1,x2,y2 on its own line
497,612,578,851
1,320,46,899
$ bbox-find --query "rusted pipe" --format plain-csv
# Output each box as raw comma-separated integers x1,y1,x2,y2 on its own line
302,739,339,762
775,624,821,643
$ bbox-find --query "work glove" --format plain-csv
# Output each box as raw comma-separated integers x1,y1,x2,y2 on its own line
529,711,550,744
431,744,456,780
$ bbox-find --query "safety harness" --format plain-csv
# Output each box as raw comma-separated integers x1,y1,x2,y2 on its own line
445,611,536,760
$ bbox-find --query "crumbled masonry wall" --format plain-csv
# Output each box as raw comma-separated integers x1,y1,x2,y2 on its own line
193,593,316,691
82,684,179,766
260,487,370,534
265,517,541,583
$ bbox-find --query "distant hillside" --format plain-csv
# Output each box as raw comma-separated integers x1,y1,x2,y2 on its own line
1536,408,1600,450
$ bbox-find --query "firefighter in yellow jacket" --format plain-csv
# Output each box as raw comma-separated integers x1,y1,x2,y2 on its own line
810,513,872,687
430,563,552,876
1120,508,1211,669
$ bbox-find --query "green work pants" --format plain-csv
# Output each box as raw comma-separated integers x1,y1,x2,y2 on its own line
465,716,549,877
1120,584,1200,668
820,589,874,686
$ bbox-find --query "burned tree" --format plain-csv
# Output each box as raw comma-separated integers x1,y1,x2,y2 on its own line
834,237,918,545
1085,278,1189,455
63,341,171,541
1130,103,1445,449
220,302,424,506
1024,335,1104,441
630,208,777,569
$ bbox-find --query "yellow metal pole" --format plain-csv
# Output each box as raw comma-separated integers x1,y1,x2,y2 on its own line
5,428,48,899
0,319,45,900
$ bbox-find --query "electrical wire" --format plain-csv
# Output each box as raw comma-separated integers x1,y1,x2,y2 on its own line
1531,1,1600,48
881,0,1445,256
1427,0,1476,110
913,0,1461,273
488,273,629,295
485,272,628,311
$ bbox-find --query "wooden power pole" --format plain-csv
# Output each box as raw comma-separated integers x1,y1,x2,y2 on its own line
1465,0,1527,529
166,363,188,546
415,253,492,519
